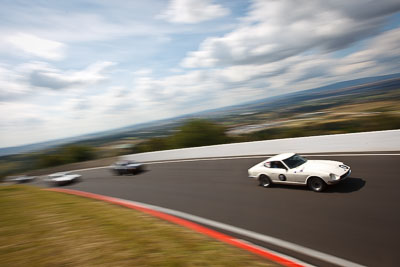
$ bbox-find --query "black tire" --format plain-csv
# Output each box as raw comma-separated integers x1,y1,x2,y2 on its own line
307,177,327,192
136,166,142,174
258,175,272,188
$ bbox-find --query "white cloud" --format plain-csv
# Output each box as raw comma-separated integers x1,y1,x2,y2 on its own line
134,27,400,115
0,103,49,146
133,70,220,105
1,0,399,148
27,61,116,90
34,13,136,42
0,2,169,44
5,33,66,60
133,68,153,76
159,0,229,24
0,101,79,146
0,65,30,101
181,0,400,68
333,28,400,76
0,60,116,108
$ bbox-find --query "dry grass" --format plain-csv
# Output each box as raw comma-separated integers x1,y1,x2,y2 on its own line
0,185,279,267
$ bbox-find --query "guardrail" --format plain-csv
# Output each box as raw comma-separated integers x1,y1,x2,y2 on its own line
122,130,400,162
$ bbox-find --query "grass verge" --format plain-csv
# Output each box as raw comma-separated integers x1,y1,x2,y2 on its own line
0,185,279,267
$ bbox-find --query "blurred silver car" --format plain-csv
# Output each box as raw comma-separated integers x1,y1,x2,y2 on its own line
45,172,81,186
7,175,36,183
111,160,145,175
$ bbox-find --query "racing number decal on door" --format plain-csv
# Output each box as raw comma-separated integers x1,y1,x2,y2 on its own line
279,174,286,181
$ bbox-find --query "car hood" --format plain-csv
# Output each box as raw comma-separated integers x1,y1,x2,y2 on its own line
127,163,142,167
48,174,81,182
112,163,142,168
298,160,346,175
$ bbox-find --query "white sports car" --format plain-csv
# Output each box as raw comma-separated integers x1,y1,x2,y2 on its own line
45,172,82,186
248,153,351,192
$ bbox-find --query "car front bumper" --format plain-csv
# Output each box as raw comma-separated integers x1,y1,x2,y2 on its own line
328,169,351,185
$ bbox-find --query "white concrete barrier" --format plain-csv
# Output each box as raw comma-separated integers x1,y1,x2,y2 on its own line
122,130,400,162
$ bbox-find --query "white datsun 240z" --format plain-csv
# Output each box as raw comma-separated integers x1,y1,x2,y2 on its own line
248,153,351,192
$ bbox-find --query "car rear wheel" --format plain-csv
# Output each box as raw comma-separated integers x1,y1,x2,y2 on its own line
307,177,327,192
259,175,272,188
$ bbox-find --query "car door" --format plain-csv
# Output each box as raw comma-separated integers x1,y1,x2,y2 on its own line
284,168,305,183
268,161,289,182
286,166,308,183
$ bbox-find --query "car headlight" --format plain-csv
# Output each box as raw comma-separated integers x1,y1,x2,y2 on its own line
330,173,339,180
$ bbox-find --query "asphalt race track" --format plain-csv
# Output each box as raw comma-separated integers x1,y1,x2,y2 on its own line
41,154,400,267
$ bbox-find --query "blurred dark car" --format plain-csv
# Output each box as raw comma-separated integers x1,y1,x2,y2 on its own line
111,160,145,175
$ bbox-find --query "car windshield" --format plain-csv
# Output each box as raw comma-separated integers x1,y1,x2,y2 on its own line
283,154,308,169
116,161,130,166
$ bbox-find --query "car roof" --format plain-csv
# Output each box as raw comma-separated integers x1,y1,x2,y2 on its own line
48,172,70,176
116,160,135,164
267,153,296,162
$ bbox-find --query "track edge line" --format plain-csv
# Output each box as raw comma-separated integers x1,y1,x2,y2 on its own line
44,188,308,267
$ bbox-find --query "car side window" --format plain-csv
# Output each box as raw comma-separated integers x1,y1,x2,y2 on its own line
270,161,286,169
264,162,271,168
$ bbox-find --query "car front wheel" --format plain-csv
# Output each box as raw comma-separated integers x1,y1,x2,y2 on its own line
258,175,272,188
307,177,327,192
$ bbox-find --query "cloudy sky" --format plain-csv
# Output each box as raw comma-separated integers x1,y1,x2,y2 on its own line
1,0,400,148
